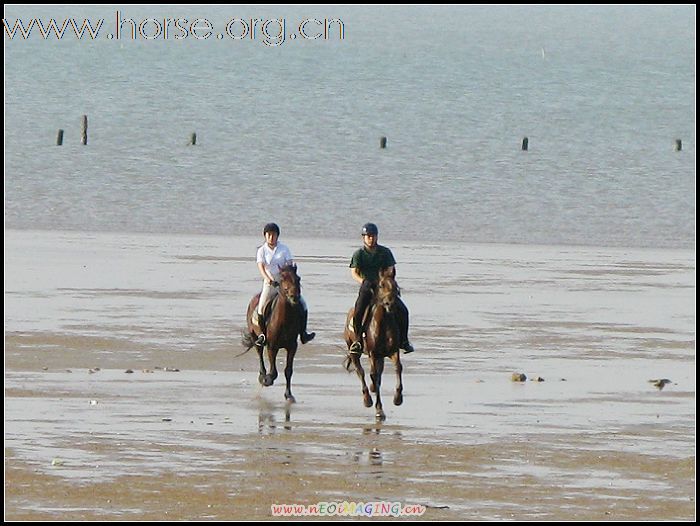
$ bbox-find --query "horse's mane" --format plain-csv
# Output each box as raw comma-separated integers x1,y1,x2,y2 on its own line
279,262,298,276
375,269,399,308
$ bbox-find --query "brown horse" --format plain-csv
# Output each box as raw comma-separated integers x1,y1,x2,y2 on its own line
242,264,302,402
344,267,404,421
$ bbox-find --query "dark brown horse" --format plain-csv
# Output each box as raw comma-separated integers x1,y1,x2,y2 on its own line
344,267,404,421
242,264,302,402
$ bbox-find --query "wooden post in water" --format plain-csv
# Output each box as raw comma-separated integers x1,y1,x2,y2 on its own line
190,133,197,145
81,115,88,145
56,129,64,146
521,137,529,151
380,136,387,149
675,139,682,151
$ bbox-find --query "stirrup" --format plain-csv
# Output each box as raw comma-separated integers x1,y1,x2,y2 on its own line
300,332,315,344
348,341,362,355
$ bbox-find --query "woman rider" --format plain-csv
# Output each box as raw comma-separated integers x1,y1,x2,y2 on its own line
255,222,315,347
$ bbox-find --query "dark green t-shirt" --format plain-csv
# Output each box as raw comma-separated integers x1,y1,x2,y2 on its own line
349,245,396,282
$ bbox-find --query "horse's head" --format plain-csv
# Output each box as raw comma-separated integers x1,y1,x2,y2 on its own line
376,267,399,311
277,263,301,305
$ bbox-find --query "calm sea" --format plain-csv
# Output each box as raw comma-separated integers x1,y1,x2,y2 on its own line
4,6,695,248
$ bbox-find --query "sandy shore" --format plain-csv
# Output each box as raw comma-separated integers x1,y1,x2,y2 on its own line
5,230,696,520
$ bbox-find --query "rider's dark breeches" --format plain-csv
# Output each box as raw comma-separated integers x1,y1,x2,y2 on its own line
353,280,376,341
395,297,409,344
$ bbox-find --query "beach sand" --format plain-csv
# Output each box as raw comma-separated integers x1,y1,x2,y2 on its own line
4,230,696,520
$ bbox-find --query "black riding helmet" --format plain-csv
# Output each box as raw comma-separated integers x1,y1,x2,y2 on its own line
361,223,379,236
263,222,280,235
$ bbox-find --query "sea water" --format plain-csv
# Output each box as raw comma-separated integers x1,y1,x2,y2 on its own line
4,5,695,248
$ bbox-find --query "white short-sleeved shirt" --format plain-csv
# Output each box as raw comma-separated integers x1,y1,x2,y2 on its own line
256,242,293,279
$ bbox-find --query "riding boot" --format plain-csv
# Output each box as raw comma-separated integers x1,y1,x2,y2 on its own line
348,315,364,355
396,298,413,354
400,340,415,354
348,314,364,355
348,323,363,355
299,308,315,344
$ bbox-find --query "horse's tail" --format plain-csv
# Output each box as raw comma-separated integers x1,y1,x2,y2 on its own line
343,353,356,372
238,330,257,357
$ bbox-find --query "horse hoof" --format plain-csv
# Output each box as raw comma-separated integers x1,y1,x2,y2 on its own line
375,411,386,421
285,394,296,404
263,375,274,387
393,393,403,406
364,396,373,408
258,374,265,385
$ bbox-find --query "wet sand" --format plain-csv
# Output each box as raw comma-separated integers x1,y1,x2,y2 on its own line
5,230,696,520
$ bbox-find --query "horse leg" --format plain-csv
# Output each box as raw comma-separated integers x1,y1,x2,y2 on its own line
368,354,378,393
351,354,373,408
374,357,386,421
263,347,278,387
257,344,268,385
284,346,297,403
392,352,403,406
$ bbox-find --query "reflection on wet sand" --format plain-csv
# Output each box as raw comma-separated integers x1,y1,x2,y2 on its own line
351,447,384,472
258,407,292,434
363,424,383,436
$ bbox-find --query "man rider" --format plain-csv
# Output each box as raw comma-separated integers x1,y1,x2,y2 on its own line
348,222,415,356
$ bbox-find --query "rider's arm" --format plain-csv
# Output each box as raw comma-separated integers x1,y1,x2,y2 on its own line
258,262,274,284
350,267,365,285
